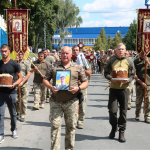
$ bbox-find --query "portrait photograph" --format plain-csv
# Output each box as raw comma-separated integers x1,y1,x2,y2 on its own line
12,19,22,32
55,70,71,90
143,19,150,32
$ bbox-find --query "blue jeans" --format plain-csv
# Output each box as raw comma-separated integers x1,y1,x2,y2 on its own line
0,93,17,136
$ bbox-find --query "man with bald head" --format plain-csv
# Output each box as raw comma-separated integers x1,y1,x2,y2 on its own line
43,46,88,150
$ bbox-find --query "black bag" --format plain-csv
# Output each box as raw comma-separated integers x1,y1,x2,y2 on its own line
77,92,84,104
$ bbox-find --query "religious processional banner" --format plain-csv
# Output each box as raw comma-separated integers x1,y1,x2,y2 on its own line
136,9,150,55
6,9,29,60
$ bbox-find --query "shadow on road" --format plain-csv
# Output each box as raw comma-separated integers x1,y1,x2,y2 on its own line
87,105,107,108
85,117,109,120
0,147,42,150
88,93,109,96
89,99,108,102
25,121,51,127
62,133,109,141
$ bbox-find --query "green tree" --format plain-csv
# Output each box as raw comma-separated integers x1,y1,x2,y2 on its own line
122,19,137,50
56,0,82,46
117,31,122,43
29,0,59,52
0,0,36,15
110,33,122,49
93,28,107,51
99,28,107,49
107,35,112,49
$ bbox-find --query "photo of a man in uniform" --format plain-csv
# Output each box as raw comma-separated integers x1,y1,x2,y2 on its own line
56,74,69,90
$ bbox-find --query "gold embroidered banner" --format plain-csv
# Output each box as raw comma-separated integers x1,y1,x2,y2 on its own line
6,9,28,55
136,9,150,55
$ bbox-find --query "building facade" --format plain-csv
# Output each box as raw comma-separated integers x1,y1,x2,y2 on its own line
52,27,129,49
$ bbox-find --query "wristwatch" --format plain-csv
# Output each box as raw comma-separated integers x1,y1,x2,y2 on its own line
78,86,81,92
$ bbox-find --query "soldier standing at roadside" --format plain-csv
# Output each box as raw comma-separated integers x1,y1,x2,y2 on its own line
134,51,150,123
16,51,31,122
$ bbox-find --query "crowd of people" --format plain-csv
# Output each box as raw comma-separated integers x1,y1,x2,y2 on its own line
0,43,149,149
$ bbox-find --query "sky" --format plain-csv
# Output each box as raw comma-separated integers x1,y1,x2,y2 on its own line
72,0,146,27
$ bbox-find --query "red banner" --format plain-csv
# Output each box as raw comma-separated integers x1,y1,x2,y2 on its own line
6,9,28,54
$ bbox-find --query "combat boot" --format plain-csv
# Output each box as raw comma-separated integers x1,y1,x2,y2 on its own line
32,105,39,110
109,125,118,139
119,130,126,142
135,114,140,121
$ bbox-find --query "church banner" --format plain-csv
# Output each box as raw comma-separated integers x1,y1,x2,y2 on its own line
136,9,150,55
6,9,28,55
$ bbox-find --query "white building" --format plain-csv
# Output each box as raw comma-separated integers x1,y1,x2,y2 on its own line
0,15,7,32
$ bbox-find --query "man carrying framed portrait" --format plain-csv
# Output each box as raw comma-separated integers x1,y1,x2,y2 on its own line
43,46,88,150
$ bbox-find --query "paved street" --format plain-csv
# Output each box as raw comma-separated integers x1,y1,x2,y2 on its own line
1,74,150,150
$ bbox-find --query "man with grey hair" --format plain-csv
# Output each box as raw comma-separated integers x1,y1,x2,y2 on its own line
43,46,88,150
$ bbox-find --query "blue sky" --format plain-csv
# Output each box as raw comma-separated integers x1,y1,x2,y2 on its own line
73,0,146,27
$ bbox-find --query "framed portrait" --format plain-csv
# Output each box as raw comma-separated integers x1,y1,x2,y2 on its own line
12,19,22,32
55,70,71,90
143,18,150,32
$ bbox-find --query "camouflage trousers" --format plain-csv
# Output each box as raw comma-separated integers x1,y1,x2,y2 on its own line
50,98,78,150
78,89,87,125
46,88,51,98
16,82,28,119
46,80,52,98
101,64,104,75
128,80,134,107
33,82,46,106
135,85,150,121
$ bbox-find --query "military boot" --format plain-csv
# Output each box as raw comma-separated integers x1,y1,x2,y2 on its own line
119,130,126,142
109,125,118,139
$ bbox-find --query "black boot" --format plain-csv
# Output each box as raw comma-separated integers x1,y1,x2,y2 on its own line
119,130,126,142
109,126,118,139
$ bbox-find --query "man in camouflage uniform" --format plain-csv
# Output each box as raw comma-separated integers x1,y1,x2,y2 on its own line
98,50,105,75
16,51,31,122
31,51,50,110
52,49,59,62
42,48,55,103
43,46,88,150
134,51,150,123
72,45,91,129
125,51,134,110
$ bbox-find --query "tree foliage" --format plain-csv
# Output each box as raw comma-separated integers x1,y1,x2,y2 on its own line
122,19,137,50
56,0,82,46
93,28,123,51
0,0,59,52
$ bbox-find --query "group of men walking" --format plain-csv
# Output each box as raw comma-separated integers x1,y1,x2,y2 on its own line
0,43,150,149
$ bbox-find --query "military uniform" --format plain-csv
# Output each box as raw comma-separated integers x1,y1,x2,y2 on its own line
16,60,31,120
31,59,50,109
99,54,105,75
105,56,135,132
77,59,90,127
134,57,150,122
44,56,55,102
44,61,87,150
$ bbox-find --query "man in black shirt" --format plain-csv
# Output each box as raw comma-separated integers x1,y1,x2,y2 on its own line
0,45,22,144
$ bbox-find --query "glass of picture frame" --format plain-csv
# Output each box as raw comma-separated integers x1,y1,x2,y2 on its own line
55,70,71,90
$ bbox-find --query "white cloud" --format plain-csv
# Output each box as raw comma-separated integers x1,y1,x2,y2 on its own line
80,17,134,27
83,0,139,11
81,12,90,19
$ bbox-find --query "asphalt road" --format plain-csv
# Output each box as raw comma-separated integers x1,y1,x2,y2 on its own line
1,74,150,150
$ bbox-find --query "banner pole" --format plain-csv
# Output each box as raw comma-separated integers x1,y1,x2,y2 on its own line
15,0,17,9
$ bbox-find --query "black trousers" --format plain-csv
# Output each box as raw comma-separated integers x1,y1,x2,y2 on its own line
108,88,129,131
0,93,17,136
